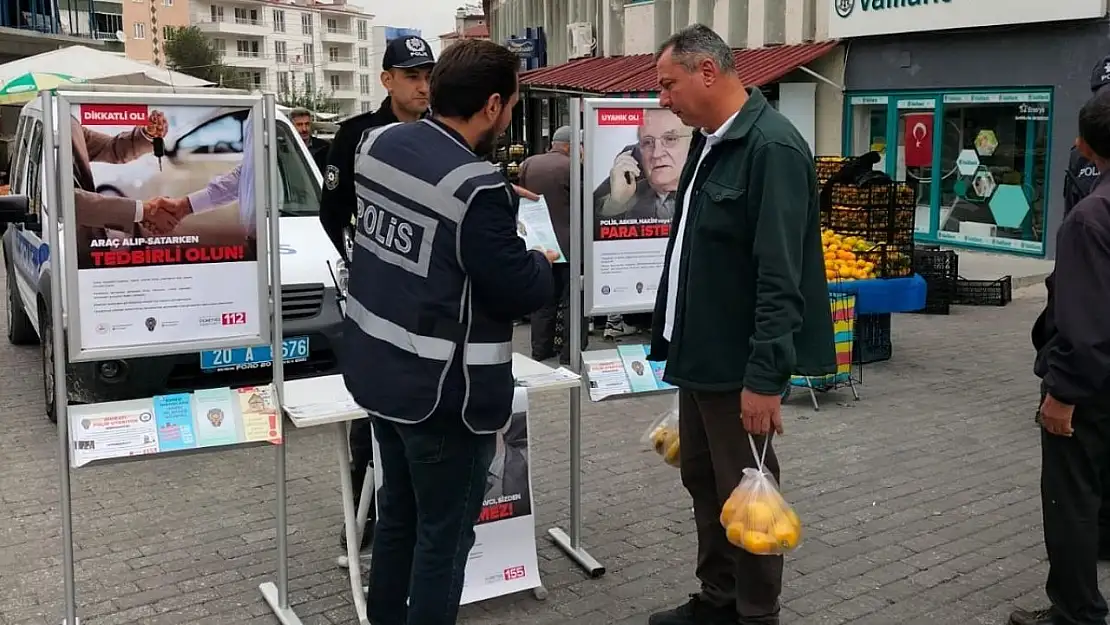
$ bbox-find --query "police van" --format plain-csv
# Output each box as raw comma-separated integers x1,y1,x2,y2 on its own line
0,85,346,422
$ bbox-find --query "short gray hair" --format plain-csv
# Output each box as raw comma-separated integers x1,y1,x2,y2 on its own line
290,107,312,120
656,24,736,76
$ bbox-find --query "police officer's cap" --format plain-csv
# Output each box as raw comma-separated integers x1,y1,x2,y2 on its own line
383,36,436,71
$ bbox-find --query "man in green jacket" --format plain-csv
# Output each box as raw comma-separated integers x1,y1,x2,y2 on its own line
646,24,836,625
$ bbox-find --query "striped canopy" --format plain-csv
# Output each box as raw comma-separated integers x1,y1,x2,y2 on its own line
0,72,86,105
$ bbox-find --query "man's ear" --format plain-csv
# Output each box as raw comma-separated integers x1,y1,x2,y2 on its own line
380,71,392,90
486,93,502,121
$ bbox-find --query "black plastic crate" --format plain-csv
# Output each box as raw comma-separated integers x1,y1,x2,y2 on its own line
911,249,959,315
823,182,917,249
853,313,892,364
953,276,1013,307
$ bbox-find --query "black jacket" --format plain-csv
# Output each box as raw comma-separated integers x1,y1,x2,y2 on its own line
1034,173,1110,405
319,97,411,260
308,136,331,175
1063,146,1099,218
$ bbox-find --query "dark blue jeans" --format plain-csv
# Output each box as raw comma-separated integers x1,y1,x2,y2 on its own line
366,416,496,625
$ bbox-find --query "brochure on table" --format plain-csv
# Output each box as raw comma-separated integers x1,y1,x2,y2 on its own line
68,384,282,468
370,387,542,604
583,344,673,401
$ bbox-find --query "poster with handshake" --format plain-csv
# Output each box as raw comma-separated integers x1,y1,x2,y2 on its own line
66,101,265,353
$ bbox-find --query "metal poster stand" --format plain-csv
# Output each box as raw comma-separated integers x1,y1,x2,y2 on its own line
42,90,300,624
546,98,605,578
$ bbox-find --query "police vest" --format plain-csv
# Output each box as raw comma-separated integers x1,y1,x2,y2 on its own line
341,119,515,434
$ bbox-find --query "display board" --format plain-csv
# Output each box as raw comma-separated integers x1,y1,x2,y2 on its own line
581,344,674,401
584,99,692,316
68,384,283,467
56,96,270,362
371,387,542,604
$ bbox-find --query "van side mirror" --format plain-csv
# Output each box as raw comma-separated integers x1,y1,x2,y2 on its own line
0,195,30,226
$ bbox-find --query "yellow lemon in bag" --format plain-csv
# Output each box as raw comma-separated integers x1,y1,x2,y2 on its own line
720,497,741,526
772,521,800,550
725,522,746,546
744,501,775,533
663,439,681,467
740,530,776,555
785,508,802,532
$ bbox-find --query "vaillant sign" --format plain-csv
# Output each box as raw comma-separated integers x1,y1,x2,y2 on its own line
829,0,1106,38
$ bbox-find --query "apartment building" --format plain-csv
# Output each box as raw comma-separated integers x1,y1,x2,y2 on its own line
85,0,377,115
440,5,488,49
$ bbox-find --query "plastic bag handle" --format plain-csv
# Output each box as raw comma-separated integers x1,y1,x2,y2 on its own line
747,433,771,472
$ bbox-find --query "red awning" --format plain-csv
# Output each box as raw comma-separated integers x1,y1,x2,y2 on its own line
520,40,840,95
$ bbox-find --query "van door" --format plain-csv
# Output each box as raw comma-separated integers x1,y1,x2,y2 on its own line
11,117,46,326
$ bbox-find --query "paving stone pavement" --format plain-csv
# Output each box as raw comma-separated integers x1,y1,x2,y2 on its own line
1,280,1106,625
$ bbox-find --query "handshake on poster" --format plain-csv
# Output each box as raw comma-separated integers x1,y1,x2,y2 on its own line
140,196,191,235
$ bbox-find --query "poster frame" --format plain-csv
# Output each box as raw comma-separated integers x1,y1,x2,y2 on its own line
582,96,669,317
55,91,272,363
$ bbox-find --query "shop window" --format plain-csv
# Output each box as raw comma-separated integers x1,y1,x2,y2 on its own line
895,98,937,234
848,96,888,173
937,93,1049,254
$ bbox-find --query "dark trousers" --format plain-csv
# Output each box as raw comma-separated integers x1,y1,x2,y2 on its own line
366,416,495,625
530,264,586,361
678,389,782,623
1042,401,1110,625
349,418,375,514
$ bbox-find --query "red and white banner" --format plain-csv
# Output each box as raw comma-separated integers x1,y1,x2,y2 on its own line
903,113,934,168
80,104,149,126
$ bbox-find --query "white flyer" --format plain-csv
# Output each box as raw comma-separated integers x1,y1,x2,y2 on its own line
517,196,566,263
582,349,633,401
69,402,159,467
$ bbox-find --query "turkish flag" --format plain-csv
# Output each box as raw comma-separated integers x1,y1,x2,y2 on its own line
903,113,934,167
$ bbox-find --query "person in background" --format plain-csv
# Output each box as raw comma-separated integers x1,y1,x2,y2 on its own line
344,39,555,625
519,125,585,363
289,107,331,174
1062,56,1110,218
646,24,835,625
1010,87,1110,625
317,34,436,556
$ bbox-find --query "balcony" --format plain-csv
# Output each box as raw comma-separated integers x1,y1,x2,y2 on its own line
196,17,268,37
323,57,355,72
321,26,355,43
328,85,358,99
222,51,269,68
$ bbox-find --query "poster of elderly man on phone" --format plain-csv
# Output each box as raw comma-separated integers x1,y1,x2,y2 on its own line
589,105,693,314
64,101,267,353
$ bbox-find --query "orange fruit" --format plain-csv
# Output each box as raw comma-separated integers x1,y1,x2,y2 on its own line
725,522,746,546
785,508,802,531
720,497,740,526
744,501,775,533
772,522,800,550
741,531,776,555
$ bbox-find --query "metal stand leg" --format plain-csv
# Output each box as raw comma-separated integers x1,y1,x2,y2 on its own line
333,422,370,624
337,461,374,572
260,439,305,625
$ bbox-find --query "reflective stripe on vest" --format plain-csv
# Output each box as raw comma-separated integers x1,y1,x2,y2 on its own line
346,282,512,367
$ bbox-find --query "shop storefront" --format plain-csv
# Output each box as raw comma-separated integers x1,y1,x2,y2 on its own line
831,0,1108,258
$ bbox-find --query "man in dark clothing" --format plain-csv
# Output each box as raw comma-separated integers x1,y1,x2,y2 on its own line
1010,87,1110,625
320,35,436,261
318,34,436,554
289,107,331,173
1063,56,1110,217
519,125,582,363
646,25,835,625
346,39,554,625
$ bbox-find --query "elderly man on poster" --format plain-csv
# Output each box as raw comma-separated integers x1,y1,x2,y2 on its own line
592,108,693,221
147,113,259,249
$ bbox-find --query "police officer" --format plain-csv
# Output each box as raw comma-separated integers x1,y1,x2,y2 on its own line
319,34,435,554
1063,55,1110,217
344,39,556,625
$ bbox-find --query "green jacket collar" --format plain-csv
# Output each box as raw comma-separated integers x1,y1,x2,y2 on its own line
720,87,768,142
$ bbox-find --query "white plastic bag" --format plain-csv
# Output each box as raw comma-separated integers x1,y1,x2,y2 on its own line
720,434,802,555
641,393,680,468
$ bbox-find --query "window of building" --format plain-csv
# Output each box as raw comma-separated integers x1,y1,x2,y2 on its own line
236,40,259,56
210,5,223,21
329,74,341,91
163,25,176,41
301,13,312,35
359,74,369,94
302,43,314,64
133,21,145,39
357,20,367,40
358,47,368,67
237,71,263,88
234,8,259,24
843,90,1053,256
93,13,123,39
273,10,285,32
274,41,287,63
213,39,226,53
328,46,340,62
361,101,372,113
304,72,314,90
278,72,290,92
326,18,338,32
163,0,173,6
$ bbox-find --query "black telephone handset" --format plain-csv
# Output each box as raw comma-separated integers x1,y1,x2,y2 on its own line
621,142,645,186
